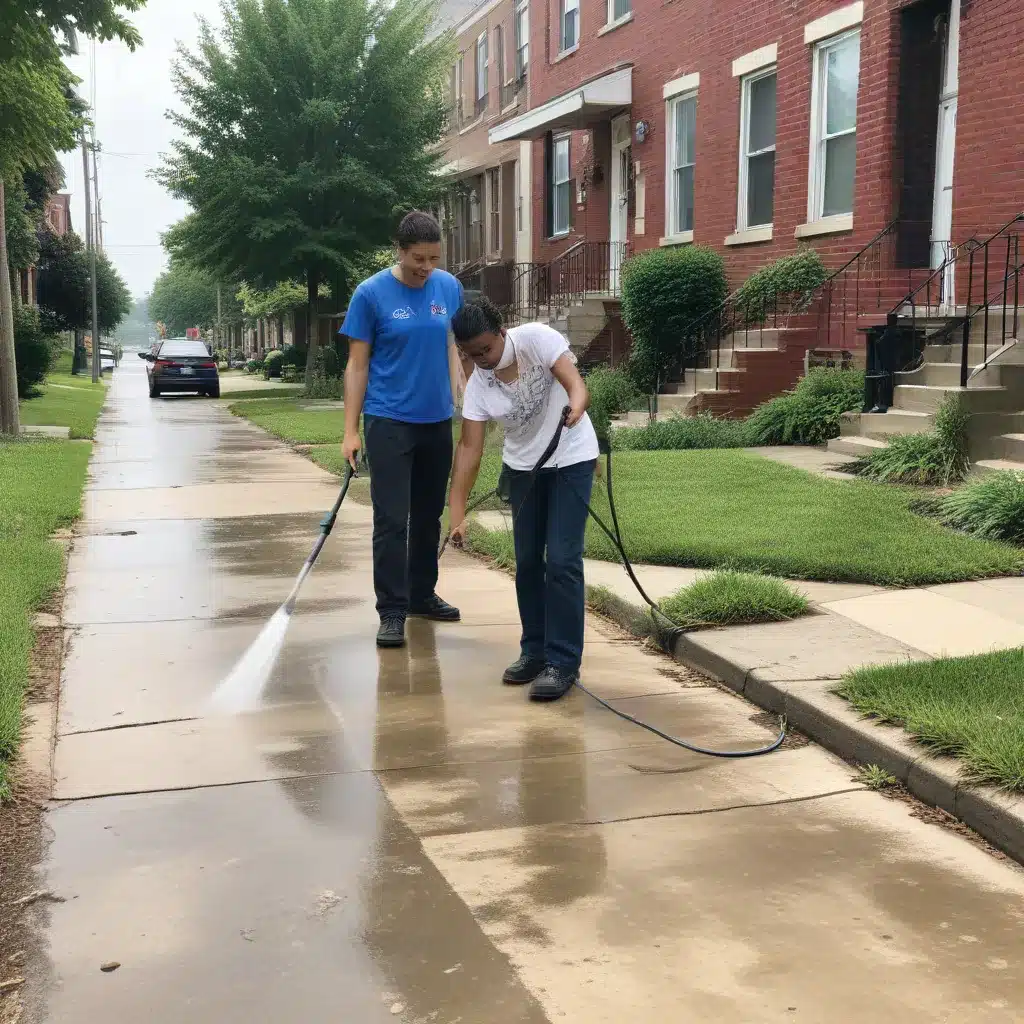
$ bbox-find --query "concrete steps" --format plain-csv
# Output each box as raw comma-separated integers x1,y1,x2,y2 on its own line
827,435,888,458
974,458,1024,476
840,409,934,438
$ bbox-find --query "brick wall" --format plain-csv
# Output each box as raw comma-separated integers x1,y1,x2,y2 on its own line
525,0,1021,293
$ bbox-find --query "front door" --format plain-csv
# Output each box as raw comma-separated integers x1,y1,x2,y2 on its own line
610,115,631,292
931,0,960,309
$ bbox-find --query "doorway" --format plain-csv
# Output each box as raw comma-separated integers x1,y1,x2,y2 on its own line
931,0,960,308
610,115,630,292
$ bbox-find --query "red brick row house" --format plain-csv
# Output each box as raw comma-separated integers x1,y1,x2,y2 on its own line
440,0,1024,434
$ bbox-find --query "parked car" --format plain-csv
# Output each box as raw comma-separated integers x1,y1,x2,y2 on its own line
139,338,221,398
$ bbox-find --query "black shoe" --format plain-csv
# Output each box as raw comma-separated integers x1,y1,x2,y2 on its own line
502,655,546,686
529,666,579,703
408,594,461,622
376,616,406,648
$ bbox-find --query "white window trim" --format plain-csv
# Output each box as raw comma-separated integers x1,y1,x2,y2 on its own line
560,0,579,54
806,27,860,224
475,31,488,103
804,1,863,45
795,214,853,238
665,90,697,239
736,66,776,233
725,225,773,246
514,0,529,78
663,71,699,101
732,43,777,78
603,0,632,32
552,134,571,237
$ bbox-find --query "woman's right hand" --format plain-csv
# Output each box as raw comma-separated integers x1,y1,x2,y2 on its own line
450,519,468,548
342,431,361,470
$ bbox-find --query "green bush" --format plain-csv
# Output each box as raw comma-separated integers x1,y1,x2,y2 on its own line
612,413,751,451
13,303,55,398
281,343,307,368
585,365,637,440
850,394,970,486
245,358,263,374
303,347,343,399
924,471,1024,543
746,367,864,446
320,345,341,378
734,248,828,324
263,349,285,379
660,570,810,630
621,245,728,394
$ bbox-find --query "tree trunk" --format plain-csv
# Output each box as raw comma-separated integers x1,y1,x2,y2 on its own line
303,267,320,386
0,178,21,436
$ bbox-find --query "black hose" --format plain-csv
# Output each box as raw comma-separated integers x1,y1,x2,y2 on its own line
444,407,786,759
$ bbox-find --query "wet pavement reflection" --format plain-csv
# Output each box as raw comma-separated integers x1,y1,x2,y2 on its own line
36,361,1024,1023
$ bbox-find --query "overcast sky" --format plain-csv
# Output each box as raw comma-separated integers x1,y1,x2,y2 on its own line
59,0,211,299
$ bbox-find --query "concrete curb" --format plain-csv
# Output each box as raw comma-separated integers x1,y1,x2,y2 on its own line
672,630,1024,866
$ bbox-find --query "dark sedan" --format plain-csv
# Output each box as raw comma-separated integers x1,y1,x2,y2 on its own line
140,338,220,398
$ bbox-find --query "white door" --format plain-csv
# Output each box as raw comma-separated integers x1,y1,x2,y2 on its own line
610,115,630,291
931,0,960,309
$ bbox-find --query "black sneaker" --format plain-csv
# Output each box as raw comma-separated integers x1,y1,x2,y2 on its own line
376,616,406,648
529,666,579,703
502,655,546,686
408,594,461,622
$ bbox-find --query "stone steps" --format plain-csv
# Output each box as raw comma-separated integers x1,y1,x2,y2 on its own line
826,435,888,458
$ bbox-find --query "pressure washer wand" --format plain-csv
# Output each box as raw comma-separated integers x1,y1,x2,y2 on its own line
282,463,355,614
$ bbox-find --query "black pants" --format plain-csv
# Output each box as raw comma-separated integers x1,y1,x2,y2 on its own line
364,416,453,618
508,459,596,673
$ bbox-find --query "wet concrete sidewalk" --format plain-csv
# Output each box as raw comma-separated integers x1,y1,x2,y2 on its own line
30,361,1024,1022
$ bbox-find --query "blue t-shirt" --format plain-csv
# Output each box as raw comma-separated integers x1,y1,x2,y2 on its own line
340,268,463,424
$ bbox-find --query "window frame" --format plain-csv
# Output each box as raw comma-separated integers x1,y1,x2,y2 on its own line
488,167,501,253
808,27,861,222
560,0,579,54
475,31,488,114
665,91,697,239
606,0,631,27
737,66,777,231
551,134,571,237
514,0,529,81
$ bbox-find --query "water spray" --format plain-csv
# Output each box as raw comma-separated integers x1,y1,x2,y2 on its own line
209,464,356,713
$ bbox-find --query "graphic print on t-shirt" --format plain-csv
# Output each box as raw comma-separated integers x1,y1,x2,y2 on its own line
487,362,554,433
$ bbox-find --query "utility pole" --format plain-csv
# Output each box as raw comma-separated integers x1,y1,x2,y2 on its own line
216,283,223,358
82,132,100,384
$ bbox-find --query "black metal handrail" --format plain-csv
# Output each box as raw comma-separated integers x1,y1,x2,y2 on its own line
545,240,629,315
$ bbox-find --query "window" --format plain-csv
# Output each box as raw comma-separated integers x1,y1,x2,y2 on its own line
810,29,860,219
608,0,630,24
495,24,505,88
560,0,578,53
488,168,501,251
475,32,488,115
514,0,529,80
455,55,465,125
667,94,696,235
552,135,571,236
738,69,776,229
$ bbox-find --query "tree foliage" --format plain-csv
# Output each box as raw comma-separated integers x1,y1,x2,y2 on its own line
156,0,452,310
236,280,311,323
0,0,143,63
35,230,132,334
149,258,241,336
4,175,39,272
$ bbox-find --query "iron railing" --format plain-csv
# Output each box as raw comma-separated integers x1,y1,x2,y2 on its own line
544,240,629,314
670,219,904,397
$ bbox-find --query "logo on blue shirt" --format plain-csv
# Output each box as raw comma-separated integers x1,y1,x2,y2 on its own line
430,303,448,316
392,306,414,320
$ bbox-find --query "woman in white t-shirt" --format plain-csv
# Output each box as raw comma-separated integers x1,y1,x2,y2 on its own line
448,296,599,703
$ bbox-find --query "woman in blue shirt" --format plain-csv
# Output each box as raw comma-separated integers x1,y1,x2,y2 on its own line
340,211,464,648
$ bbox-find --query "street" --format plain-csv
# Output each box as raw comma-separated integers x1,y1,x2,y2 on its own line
20,358,1024,1022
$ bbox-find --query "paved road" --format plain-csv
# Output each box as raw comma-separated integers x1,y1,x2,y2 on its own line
32,360,1024,1021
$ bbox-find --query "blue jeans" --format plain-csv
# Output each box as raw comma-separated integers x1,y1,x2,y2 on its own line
508,459,596,673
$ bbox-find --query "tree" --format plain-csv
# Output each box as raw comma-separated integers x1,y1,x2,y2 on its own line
0,55,85,433
0,0,143,62
148,258,241,337
35,229,132,341
157,0,452,382
4,174,40,275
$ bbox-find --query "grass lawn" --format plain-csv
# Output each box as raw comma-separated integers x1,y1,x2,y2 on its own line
0,439,92,798
229,398,345,443
469,450,1024,586
19,368,107,440
219,386,304,401
837,648,1024,791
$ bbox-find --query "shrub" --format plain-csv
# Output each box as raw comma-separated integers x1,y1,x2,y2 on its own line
245,358,263,374
281,343,307,369
263,349,285,378
734,248,827,324
621,245,728,394
612,413,751,451
660,570,810,630
746,367,864,446
303,347,343,399
850,393,970,486
13,303,55,398
585,365,638,440
926,471,1024,543
320,345,341,378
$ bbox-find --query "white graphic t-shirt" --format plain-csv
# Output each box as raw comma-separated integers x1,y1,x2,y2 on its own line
461,322,600,471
